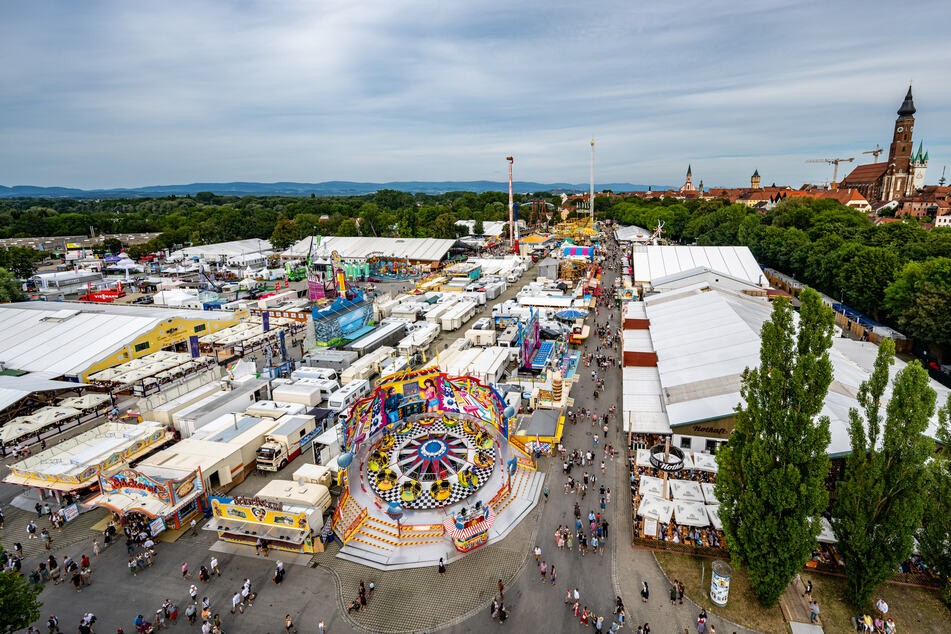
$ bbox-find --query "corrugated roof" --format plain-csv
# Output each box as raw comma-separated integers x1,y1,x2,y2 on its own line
0,374,86,412
0,302,235,378
285,236,455,262
639,285,949,456
169,238,273,261
632,246,765,286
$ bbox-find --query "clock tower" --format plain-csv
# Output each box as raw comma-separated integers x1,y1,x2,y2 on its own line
881,85,916,201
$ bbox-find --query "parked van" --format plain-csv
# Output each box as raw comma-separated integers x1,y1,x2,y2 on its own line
292,367,338,383
327,379,371,416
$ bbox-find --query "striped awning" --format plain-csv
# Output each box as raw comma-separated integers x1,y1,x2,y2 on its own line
443,507,497,540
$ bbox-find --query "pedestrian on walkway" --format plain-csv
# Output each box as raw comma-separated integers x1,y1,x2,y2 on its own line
210,556,220,576
550,565,557,586
438,557,446,576
539,560,547,581
284,614,297,632
231,591,243,614
810,601,820,624
498,579,505,598
182,562,190,579
190,584,198,603
533,545,541,563
640,581,649,602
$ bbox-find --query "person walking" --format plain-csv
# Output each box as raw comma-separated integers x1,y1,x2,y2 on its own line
498,579,505,599
670,582,679,605
182,562,190,579
438,557,446,576
533,545,541,564
231,591,243,615
810,601,820,624
539,560,547,581
640,580,649,602
284,614,297,632
209,556,220,577
550,565,557,586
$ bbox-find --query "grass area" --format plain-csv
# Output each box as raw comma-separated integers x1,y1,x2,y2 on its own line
654,551,785,633
654,552,950,634
801,571,949,634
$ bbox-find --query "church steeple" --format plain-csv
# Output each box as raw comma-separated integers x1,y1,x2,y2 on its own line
751,169,761,189
897,85,916,117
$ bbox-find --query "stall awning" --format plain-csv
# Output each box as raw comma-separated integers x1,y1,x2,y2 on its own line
84,487,203,520
204,518,308,544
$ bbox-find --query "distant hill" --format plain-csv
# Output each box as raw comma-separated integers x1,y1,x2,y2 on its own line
0,181,669,199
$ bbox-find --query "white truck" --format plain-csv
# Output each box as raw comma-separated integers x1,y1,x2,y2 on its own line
256,414,318,471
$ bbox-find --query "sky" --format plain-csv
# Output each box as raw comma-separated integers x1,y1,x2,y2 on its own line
1,0,950,190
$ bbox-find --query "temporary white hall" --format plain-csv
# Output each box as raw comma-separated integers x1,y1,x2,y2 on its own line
283,236,455,263
168,238,274,263
631,245,766,287
614,225,652,244
0,302,237,381
621,281,949,457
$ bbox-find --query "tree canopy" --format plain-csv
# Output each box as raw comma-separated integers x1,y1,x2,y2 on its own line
0,564,42,633
715,287,834,606
832,338,937,605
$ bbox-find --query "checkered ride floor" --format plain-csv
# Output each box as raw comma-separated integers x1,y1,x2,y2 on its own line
367,419,495,510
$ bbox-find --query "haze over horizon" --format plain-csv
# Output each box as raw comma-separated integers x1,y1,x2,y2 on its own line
2,0,949,191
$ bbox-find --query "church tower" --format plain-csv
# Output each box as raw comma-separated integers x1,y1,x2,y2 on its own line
881,86,917,201
751,169,761,190
679,164,696,193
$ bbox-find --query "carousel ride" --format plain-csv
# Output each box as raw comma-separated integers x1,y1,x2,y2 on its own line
366,415,496,510
332,369,539,563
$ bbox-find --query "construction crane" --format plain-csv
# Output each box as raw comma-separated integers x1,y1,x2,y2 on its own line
862,145,883,162
805,157,854,187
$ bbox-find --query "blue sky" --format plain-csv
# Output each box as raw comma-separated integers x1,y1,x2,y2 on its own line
1,0,949,189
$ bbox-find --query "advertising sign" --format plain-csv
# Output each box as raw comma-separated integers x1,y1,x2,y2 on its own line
710,560,732,607
149,517,166,537
263,311,270,332
211,496,308,531
189,335,200,358
62,504,80,522
100,469,172,501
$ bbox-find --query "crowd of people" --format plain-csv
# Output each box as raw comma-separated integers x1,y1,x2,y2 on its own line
628,434,725,550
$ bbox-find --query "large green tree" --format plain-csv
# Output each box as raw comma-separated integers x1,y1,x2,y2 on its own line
0,568,42,633
715,287,834,606
0,269,21,303
918,394,951,605
832,338,936,605
268,218,297,250
0,247,41,279
884,258,951,362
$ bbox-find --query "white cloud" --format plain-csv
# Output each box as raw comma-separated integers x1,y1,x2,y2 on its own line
0,0,948,188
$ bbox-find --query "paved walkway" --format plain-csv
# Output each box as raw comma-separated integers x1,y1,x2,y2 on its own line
443,235,760,633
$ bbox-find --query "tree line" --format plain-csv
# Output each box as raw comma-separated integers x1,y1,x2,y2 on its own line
0,190,560,252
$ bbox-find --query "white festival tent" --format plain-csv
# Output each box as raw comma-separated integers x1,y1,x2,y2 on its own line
674,500,710,527
818,516,838,544
690,452,719,472
668,479,705,503
637,495,674,523
701,482,718,505
706,505,722,530
638,475,665,498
